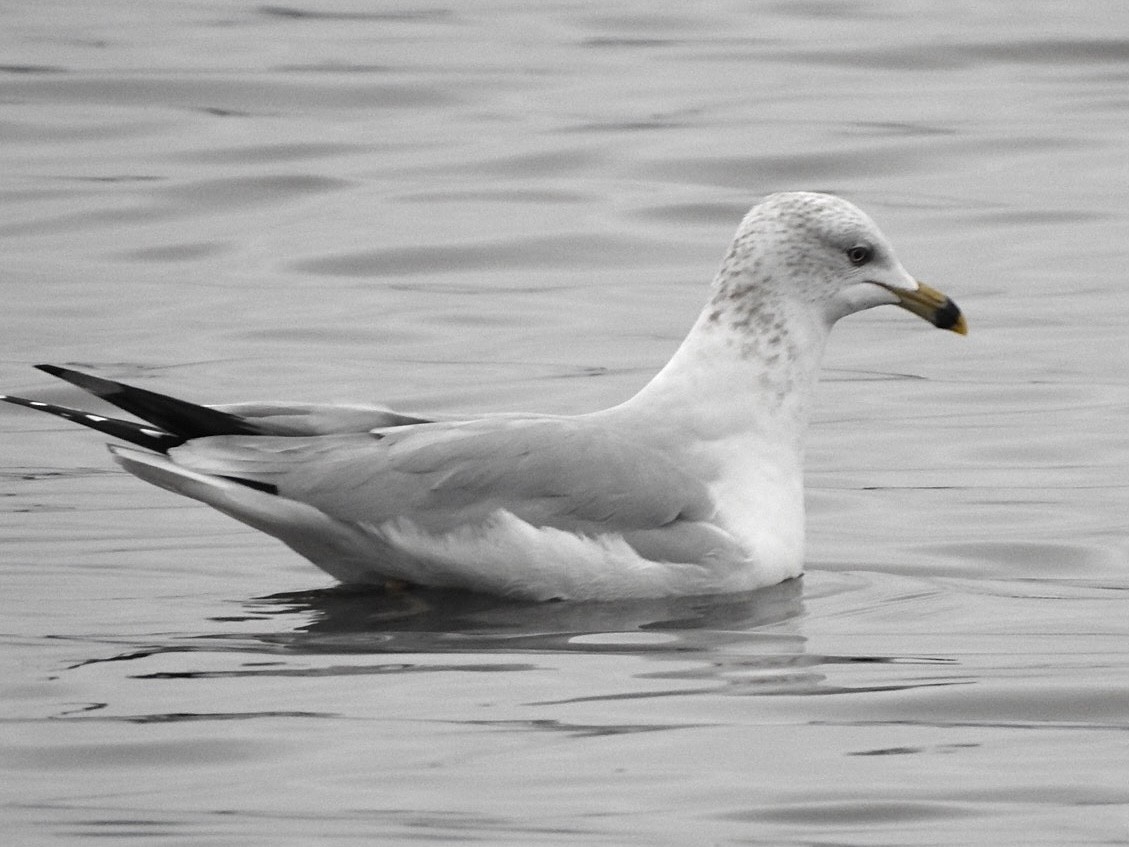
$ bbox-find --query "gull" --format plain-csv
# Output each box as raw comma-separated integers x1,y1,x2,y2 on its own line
2,192,965,601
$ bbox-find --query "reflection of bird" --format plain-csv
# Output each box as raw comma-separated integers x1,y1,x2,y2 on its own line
258,576,805,642
3,192,965,601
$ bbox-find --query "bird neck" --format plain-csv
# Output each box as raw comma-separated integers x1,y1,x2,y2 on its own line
613,295,831,458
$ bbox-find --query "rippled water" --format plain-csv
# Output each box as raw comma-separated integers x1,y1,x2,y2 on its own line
2,2,1128,843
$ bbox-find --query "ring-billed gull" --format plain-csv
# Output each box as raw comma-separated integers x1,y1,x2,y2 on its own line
2,192,965,601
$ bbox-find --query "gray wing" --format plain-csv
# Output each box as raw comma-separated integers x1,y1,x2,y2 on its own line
212,401,433,435
172,416,731,556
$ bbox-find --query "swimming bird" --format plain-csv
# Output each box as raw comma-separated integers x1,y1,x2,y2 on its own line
2,192,965,601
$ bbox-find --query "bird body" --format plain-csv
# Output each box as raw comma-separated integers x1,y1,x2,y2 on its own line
3,192,966,600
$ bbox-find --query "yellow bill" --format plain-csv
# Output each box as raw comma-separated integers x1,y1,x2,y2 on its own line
891,280,967,335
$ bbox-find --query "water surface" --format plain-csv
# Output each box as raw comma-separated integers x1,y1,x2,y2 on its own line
2,2,1128,844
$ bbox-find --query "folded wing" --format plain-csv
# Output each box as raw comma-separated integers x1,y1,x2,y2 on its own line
173,416,720,539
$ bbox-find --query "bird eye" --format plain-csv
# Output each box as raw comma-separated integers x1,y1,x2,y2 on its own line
846,244,872,265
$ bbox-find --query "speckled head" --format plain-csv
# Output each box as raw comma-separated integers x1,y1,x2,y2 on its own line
710,191,965,336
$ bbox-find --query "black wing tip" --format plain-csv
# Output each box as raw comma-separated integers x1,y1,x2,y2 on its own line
35,364,83,382
0,393,36,408
12,369,278,493
1,393,184,452
32,363,125,399
28,363,261,441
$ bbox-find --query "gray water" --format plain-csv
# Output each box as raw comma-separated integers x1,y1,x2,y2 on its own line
2,1,1128,844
